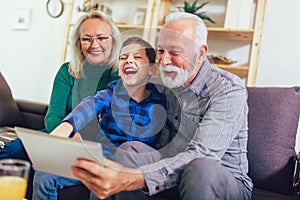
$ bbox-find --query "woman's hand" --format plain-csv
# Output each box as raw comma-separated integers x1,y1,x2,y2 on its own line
71,158,146,199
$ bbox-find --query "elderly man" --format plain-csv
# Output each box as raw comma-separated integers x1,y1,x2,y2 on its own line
71,12,253,200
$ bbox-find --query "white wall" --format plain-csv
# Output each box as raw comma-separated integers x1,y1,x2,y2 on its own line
0,0,70,103
256,0,300,86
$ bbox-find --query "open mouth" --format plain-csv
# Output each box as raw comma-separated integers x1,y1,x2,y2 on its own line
123,66,137,75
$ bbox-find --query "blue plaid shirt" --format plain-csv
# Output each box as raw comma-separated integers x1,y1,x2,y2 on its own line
63,80,166,159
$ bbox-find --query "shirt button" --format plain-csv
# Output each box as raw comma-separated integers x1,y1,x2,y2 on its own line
174,116,179,120
155,186,160,190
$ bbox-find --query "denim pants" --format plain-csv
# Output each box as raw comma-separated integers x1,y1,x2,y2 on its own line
33,171,116,200
0,138,30,161
33,171,82,200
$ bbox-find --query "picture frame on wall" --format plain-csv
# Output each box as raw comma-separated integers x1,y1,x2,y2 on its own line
13,9,32,30
131,7,146,26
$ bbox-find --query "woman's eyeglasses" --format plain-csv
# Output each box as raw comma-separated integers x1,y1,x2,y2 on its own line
80,35,112,45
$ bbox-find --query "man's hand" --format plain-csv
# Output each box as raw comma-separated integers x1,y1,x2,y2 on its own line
71,158,146,199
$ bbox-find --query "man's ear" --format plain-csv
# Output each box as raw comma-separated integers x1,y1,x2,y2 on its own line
198,45,208,61
149,63,158,75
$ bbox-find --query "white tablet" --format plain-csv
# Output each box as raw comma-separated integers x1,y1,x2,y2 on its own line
15,127,103,180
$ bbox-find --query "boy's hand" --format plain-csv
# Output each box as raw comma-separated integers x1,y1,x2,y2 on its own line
71,132,82,141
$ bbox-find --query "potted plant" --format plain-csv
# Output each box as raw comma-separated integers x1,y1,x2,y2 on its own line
178,0,215,24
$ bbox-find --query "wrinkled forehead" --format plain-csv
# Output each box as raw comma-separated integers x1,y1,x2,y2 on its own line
157,28,195,50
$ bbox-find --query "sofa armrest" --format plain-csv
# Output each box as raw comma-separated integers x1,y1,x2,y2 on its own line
293,152,300,196
16,100,48,130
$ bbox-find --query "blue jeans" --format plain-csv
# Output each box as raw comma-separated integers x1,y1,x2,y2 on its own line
34,172,116,200
33,171,82,200
0,138,30,161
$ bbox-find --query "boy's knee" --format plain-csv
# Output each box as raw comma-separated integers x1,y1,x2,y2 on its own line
118,141,148,152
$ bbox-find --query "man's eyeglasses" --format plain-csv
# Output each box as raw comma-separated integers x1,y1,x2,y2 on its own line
80,35,112,45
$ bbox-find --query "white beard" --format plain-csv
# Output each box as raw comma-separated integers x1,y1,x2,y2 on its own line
159,65,189,88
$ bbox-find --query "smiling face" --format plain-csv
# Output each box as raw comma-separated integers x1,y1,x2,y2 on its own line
79,18,113,65
157,19,207,88
119,43,156,89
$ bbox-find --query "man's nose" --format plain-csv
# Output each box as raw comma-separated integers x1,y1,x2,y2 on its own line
159,51,172,65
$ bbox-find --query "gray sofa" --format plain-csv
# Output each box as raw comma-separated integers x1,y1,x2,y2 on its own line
1,71,300,199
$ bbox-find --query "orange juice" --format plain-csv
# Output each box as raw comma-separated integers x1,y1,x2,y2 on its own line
0,176,27,200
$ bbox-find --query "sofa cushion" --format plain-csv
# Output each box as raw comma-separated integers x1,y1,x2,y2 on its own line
247,87,300,195
0,72,23,126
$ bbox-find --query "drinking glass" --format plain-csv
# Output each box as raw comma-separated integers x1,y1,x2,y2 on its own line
0,159,30,200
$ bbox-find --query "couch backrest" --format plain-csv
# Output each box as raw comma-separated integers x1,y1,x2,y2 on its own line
0,72,23,126
247,87,300,195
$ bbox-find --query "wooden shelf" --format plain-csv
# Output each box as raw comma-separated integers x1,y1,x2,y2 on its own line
69,23,146,30
156,25,254,41
207,28,254,41
216,64,249,78
117,24,145,29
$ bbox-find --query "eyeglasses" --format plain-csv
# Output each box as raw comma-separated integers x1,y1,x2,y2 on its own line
80,35,112,45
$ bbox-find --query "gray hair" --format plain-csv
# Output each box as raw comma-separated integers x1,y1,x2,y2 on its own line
164,12,207,46
69,11,121,78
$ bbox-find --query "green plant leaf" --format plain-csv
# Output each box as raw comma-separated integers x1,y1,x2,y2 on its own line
178,0,216,24
195,1,210,11
184,1,188,11
191,0,199,10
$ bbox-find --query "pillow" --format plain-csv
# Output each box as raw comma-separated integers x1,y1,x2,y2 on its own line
0,72,23,126
247,87,300,195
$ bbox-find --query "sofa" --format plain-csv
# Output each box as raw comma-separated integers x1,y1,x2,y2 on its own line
1,71,300,199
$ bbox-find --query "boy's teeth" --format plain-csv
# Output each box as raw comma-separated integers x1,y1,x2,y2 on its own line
125,70,137,75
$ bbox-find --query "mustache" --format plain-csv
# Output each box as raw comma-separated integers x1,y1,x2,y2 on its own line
159,65,187,73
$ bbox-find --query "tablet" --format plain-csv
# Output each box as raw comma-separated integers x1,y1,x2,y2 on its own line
15,127,103,180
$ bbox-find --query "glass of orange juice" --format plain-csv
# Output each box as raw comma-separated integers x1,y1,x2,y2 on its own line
0,159,30,200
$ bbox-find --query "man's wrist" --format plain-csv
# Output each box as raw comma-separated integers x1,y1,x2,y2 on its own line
123,168,147,191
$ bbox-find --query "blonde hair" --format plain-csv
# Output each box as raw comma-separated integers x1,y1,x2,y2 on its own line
68,11,121,78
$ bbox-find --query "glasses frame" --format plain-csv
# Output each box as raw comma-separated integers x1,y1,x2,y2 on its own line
79,35,112,45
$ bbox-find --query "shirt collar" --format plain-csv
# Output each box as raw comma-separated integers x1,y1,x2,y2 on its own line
189,58,211,95
108,80,162,102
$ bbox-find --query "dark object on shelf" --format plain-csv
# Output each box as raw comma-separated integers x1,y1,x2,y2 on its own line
208,55,237,65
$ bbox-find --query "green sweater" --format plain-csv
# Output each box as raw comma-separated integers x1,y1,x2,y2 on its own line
44,62,119,132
